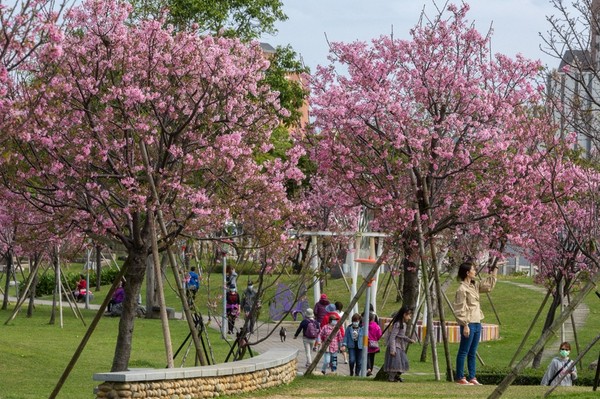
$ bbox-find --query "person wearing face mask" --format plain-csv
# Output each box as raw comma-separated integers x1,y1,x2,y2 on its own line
341,313,364,376
541,342,578,386
318,314,344,375
293,308,320,367
384,306,416,382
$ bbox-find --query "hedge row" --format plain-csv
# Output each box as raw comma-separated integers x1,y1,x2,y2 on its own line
477,366,597,386
21,267,122,297
374,365,597,386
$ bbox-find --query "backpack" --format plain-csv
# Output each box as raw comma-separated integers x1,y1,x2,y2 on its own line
188,273,199,290
305,319,319,338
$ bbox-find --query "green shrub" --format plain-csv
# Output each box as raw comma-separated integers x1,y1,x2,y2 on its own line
510,271,529,278
20,267,122,296
32,273,56,296
477,365,597,386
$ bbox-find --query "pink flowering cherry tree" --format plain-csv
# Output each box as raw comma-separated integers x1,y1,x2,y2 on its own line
0,0,67,121
306,2,559,379
507,154,600,366
3,0,298,371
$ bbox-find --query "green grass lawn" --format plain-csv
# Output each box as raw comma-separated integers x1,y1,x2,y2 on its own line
226,376,595,399
1,270,598,399
0,305,230,399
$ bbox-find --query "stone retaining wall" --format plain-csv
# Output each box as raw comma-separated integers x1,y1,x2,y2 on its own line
93,348,297,399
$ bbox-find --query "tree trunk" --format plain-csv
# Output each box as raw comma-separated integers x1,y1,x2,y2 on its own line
396,266,404,303
531,288,561,368
49,250,58,325
27,266,38,317
402,258,419,309
111,245,148,372
2,252,12,310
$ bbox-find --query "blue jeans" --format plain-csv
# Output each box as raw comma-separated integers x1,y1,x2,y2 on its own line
456,322,481,380
321,352,338,372
347,346,363,376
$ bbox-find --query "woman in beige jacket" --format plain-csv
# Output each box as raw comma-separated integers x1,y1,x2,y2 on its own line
453,261,497,385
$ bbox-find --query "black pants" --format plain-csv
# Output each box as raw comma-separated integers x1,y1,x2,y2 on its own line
367,352,377,371
227,312,237,333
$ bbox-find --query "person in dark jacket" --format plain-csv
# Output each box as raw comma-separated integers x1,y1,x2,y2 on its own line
226,285,240,334
108,280,125,313
241,281,258,333
313,293,330,325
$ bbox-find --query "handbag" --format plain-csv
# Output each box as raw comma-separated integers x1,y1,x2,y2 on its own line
368,339,379,349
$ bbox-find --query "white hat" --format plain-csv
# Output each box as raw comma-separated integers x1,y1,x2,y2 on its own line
304,308,314,318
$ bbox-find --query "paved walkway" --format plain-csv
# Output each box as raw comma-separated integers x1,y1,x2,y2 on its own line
224,318,380,377
499,281,590,362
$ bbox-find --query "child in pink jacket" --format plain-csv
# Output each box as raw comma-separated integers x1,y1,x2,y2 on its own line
318,313,344,374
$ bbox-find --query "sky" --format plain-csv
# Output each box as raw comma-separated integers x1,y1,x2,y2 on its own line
263,0,563,73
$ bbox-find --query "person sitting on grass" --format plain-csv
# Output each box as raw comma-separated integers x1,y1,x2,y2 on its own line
108,280,125,313
74,274,87,302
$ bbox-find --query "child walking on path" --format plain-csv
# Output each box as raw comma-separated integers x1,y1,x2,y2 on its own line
384,306,415,382
341,313,364,376
318,313,344,374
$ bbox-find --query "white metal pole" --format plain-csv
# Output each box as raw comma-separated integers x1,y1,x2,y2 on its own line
361,281,371,377
222,251,228,338
311,236,320,305
353,236,361,316
348,240,358,316
370,237,382,312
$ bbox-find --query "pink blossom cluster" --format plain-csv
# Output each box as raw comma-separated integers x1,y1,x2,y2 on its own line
1,0,299,257
304,2,600,276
